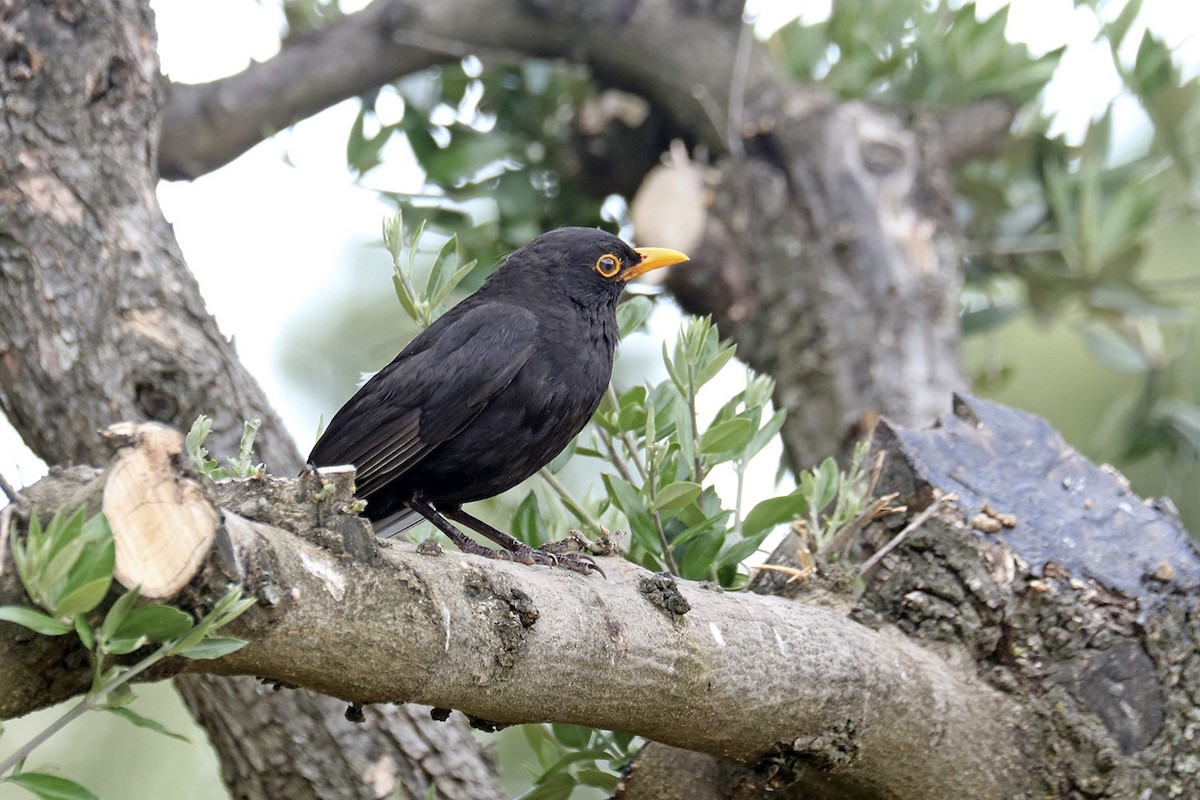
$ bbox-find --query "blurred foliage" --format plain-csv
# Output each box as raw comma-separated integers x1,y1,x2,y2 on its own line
348,58,608,273
768,0,1062,105
772,0,1200,485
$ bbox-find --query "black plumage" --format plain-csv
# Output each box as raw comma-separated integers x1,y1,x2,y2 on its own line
307,227,688,575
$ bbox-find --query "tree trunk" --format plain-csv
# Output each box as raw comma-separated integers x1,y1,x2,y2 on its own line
0,2,501,797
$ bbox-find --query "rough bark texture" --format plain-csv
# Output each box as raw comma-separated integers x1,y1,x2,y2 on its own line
0,0,292,470
0,2,502,798
5,400,1199,798
671,98,970,468
2,424,1036,800
855,395,1200,798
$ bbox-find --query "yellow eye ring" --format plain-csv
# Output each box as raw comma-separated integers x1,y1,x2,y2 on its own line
595,253,621,278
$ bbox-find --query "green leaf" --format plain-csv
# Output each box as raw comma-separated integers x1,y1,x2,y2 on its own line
52,576,112,620
547,437,577,473
425,232,457,298
102,636,147,656
744,409,786,461
699,417,755,456
392,273,422,322
518,771,575,800
670,510,732,549
680,528,724,580
1133,29,1174,99
74,614,95,649
105,682,134,707
648,382,680,441
100,586,142,642
651,481,702,512
718,529,774,568
742,494,809,539
1104,0,1144,45
185,415,218,476
511,492,549,547
661,341,686,395
673,399,696,476
227,418,263,477
576,767,620,791
695,343,736,388
430,256,478,309
2,772,99,800
616,295,654,337
102,706,190,743
616,386,647,434
961,304,1023,336
550,722,593,749
1080,324,1150,374
38,536,90,605
48,515,113,616
0,605,72,635
116,605,195,644
179,636,249,660
811,458,841,511
602,474,656,549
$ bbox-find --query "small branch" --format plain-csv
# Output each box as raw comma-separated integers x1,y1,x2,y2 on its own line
537,467,603,534
726,18,753,159
0,646,170,775
858,493,955,577
0,470,21,505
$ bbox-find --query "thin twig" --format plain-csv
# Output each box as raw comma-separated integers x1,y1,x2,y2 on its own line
864,450,886,500
726,17,753,159
596,428,678,574
0,505,11,577
858,493,956,577
606,385,646,479
0,645,171,775
597,427,639,487
0,470,21,505
537,467,604,534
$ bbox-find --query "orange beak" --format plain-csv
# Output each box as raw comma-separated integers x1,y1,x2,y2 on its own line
621,247,690,282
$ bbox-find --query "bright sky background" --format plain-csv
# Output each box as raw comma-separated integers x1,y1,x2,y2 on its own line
2,0,1199,497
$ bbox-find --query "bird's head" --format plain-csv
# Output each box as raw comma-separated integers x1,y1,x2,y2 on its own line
496,227,689,309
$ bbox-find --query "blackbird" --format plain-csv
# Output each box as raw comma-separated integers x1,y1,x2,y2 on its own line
307,227,689,575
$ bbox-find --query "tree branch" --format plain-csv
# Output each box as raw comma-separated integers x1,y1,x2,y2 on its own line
159,0,784,180
1,423,1032,800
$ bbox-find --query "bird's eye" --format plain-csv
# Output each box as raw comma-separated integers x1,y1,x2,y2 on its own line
595,254,621,278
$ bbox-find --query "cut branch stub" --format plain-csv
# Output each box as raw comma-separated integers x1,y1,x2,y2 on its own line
101,422,218,599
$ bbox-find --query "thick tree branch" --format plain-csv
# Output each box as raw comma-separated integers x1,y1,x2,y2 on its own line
159,0,781,179
1,424,1032,800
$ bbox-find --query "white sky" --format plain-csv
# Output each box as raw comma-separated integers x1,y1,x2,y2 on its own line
2,0,1198,494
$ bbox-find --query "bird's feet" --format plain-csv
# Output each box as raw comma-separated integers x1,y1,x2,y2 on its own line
499,544,605,578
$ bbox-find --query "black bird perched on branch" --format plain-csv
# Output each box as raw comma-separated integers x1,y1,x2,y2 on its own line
308,227,689,575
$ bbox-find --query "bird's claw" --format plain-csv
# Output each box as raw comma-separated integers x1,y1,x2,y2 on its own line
497,545,604,577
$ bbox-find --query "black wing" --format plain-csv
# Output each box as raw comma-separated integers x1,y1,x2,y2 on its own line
308,302,538,497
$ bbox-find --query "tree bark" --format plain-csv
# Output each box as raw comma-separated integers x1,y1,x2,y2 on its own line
6,398,1198,798
0,2,501,798
2,423,1033,800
